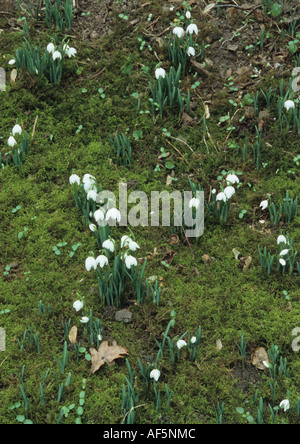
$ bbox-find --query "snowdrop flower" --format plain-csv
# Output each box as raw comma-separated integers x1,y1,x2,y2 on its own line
260,200,268,210
226,173,239,185
280,249,289,256
12,124,22,136
80,317,89,324
96,255,108,268
128,240,140,252
279,258,286,267
121,235,131,248
102,239,115,253
212,189,216,195
155,68,166,80
8,59,15,65
66,47,77,58
191,336,197,344
186,11,191,19
98,334,102,342
279,399,290,412
224,186,235,199
173,26,184,38
189,198,200,209
186,24,198,35
216,192,227,203
73,300,84,312
52,51,62,61
87,189,97,201
69,174,81,186
85,257,97,271
150,369,161,382
177,339,187,350
94,209,105,224
8,136,17,147
47,43,55,54
284,100,295,112
89,223,97,232
277,235,287,245
187,46,196,57
263,361,270,369
83,174,96,184
106,208,121,223
125,255,138,270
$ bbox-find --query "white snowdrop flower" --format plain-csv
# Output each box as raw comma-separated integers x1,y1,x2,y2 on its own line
89,223,97,232
177,339,188,350
187,46,196,57
279,399,290,412
98,334,102,342
173,26,184,39
212,189,216,195
94,209,105,223
150,369,161,382
87,189,97,201
12,124,22,136
186,24,198,35
8,136,17,147
80,317,89,324
73,300,84,312
260,200,268,210
186,11,191,19
8,59,16,65
52,51,62,61
102,239,115,253
69,174,81,185
85,257,97,272
284,100,295,112
226,173,239,185
216,192,227,203
263,361,270,369
121,235,132,248
155,68,166,80
125,255,138,270
279,258,286,267
277,235,287,245
128,240,140,252
189,198,200,209
83,174,96,184
66,47,77,58
191,336,197,344
170,6,174,11
96,255,108,268
84,180,96,193
47,43,55,54
280,249,289,256
224,186,235,200
106,208,121,223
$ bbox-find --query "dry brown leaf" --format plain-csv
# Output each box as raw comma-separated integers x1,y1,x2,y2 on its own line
10,69,17,84
90,340,128,374
68,326,78,344
251,347,269,370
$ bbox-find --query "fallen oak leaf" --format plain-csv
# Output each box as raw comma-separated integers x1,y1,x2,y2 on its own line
89,340,128,374
68,326,78,344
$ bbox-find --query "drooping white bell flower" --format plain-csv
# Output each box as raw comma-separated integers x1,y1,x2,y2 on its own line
89,223,97,232
155,68,166,80
187,47,196,57
277,235,287,245
52,51,62,61
96,255,108,268
176,339,187,350
216,192,227,203
125,255,138,269
80,317,89,324
186,11,191,19
73,300,84,312
280,249,289,256
83,174,96,184
191,336,197,344
85,257,97,271
66,47,77,58
47,43,55,54
150,369,161,382
69,174,81,185
87,189,97,201
8,59,16,65
263,361,270,369
102,239,115,253
284,100,295,112
12,124,22,136
226,173,239,185
279,258,286,267
259,200,268,210
8,136,17,147
186,24,198,35
173,26,184,39
121,235,132,248
128,240,140,252
189,198,200,209
224,186,235,200
94,209,105,224
106,208,121,223
279,399,290,412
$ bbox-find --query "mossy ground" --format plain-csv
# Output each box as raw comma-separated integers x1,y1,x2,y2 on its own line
0,1,299,424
